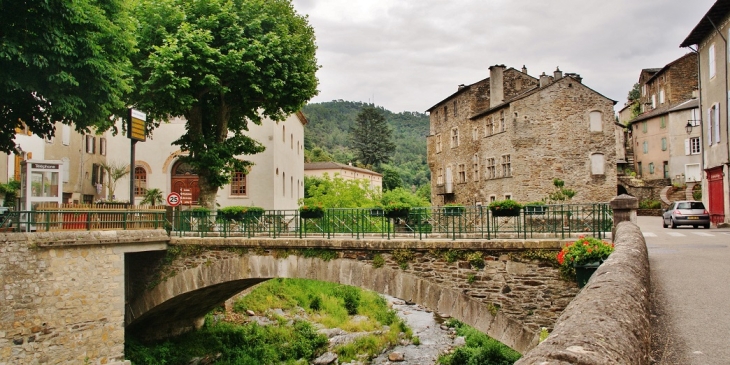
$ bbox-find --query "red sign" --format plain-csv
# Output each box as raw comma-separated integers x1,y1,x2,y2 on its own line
179,188,193,205
166,192,182,207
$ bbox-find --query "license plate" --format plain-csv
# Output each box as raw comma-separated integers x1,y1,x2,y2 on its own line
688,216,699,220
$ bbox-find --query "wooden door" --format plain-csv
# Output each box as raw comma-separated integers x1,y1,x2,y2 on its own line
170,161,200,205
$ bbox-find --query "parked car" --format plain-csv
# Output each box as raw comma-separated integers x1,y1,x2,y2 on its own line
662,201,710,229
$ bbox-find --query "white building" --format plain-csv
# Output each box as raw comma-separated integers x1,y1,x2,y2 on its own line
304,162,383,191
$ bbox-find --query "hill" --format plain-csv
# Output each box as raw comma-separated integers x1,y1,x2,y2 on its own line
301,100,430,188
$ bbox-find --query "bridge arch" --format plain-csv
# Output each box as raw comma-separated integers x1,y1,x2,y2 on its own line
126,254,542,353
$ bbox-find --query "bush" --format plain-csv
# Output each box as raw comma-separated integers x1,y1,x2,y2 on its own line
488,199,523,210
639,199,661,209
217,206,264,221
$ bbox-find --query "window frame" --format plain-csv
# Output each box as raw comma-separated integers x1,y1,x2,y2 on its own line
230,170,248,196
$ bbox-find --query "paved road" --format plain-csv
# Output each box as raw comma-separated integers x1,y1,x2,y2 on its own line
638,216,730,365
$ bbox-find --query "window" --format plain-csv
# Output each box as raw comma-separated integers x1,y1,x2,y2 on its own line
708,103,719,144
660,89,665,104
282,172,286,196
501,154,511,177
230,170,247,196
663,161,669,179
499,111,505,132
134,167,147,197
651,94,656,109
637,162,643,176
688,137,701,155
642,121,647,133
435,134,442,153
486,157,496,179
641,84,646,96
660,116,666,129
589,111,602,132
591,153,605,175
485,117,494,136
453,100,457,117
472,126,478,141
291,134,293,149
62,157,70,183
649,162,655,174
642,141,648,154
444,106,448,121
450,128,459,148
504,194,512,200
100,138,107,155
457,164,466,183
437,168,444,185
62,125,71,146
709,43,716,78
661,137,667,151
282,125,286,142
85,135,96,154
472,154,479,181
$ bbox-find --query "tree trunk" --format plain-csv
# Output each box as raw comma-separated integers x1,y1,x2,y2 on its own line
197,169,218,210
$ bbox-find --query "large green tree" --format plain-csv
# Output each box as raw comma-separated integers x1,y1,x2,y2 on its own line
0,0,136,153
350,106,396,168
131,0,318,208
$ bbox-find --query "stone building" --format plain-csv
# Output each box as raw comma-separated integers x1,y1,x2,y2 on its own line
304,161,382,190
426,65,617,206
681,0,730,225
627,53,700,183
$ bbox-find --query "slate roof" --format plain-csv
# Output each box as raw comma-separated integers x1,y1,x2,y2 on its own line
681,0,730,47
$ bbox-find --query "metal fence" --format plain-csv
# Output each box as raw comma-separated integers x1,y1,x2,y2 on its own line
0,205,166,232
171,203,612,240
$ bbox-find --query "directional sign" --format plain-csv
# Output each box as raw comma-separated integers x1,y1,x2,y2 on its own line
128,109,147,142
166,192,182,207
180,188,193,205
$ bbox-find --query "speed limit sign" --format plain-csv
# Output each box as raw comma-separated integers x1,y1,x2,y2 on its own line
166,192,182,207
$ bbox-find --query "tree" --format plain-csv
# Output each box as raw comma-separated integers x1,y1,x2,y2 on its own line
627,83,641,119
0,0,135,153
381,167,403,191
350,106,396,167
131,0,318,209
301,174,379,208
141,188,164,206
99,161,130,201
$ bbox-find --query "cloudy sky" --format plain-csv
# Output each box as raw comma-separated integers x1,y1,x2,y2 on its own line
291,0,716,114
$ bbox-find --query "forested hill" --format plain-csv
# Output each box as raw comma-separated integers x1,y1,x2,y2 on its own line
301,100,430,188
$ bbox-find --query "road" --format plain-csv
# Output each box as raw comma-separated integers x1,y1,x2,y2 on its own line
637,215,730,365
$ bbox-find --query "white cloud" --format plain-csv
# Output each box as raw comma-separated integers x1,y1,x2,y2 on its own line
292,0,715,113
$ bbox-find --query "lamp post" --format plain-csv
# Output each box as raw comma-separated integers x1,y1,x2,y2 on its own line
685,121,694,135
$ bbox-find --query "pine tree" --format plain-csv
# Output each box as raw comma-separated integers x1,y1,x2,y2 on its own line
350,106,397,167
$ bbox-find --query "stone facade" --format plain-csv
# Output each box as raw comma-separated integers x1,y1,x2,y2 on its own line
0,230,166,365
427,65,616,205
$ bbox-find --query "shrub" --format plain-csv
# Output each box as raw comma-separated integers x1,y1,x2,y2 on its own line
639,199,661,209
466,252,485,269
488,199,522,211
556,236,615,278
372,254,385,268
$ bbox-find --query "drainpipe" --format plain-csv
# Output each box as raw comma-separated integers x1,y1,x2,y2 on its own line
688,46,705,177
706,16,730,168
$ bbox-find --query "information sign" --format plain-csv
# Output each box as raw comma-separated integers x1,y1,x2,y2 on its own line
179,188,193,205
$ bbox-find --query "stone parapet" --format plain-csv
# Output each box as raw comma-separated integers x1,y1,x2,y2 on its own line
0,229,169,248
515,222,651,364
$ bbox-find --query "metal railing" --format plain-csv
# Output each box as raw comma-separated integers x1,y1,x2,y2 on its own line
0,208,166,232
171,203,612,240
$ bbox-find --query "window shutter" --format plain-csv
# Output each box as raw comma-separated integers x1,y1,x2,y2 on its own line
708,108,713,145
685,139,690,155
62,125,70,145
714,103,721,143
91,163,98,185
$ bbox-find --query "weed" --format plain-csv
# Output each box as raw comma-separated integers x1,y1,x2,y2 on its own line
372,254,385,268
539,327,549,343
391,249,414,270
412,336,421,346
302,248,337,261
487,303,500,316
466,252,485,269
443,249,464,263
467,274,476,284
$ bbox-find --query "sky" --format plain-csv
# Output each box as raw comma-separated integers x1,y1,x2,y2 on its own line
291,0,716,114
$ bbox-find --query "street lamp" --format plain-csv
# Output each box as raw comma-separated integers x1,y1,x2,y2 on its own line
685,120,694,135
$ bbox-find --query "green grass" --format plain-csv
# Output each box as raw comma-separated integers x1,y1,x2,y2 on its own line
437,319,521,365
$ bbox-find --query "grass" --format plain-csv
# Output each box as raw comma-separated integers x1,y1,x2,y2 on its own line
437,319,521,365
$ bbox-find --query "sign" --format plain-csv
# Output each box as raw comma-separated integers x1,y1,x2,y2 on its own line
31,163,59,170
128,109,147,142
179,188,193,205
166,192,182,207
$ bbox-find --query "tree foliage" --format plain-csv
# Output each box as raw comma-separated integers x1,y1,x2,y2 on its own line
0,0,136,153
350,106,396,167
301,174,379,208
381,167,403,191
99,160,129,201
131,0,318,208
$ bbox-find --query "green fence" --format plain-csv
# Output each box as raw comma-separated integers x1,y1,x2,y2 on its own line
170,203,612,240
0,208,166,232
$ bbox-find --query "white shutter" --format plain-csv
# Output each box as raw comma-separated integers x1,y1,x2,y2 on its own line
714,103,721,143
62,125,71,146
708,108,713,145
685,139,690,155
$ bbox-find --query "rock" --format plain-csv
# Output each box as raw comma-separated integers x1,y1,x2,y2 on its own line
388,352,405,362
453,336,466,347
312,352,338,364
318,328,346,338
246,310,255,316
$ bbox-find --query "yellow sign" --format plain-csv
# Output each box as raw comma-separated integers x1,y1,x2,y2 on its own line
128,109,147,141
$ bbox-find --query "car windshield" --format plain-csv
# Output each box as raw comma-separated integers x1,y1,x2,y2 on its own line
677,202,705,209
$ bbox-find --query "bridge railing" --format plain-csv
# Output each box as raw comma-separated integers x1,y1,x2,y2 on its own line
171,203,612,240
0,206,166,232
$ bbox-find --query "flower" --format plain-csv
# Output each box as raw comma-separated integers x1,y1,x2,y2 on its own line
557,236,614,268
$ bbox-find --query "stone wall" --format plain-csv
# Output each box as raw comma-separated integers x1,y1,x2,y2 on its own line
0,230,167,365
515,222,651,364
128,237,579,353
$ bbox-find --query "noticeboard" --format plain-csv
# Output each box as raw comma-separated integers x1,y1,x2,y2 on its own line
128,109,147,142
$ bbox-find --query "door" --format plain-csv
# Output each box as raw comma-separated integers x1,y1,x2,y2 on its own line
685,164,701,183
706,167,725,224
170,160,200,204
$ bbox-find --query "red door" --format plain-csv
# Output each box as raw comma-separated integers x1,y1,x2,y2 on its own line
706,167,725,225
171,161,200,205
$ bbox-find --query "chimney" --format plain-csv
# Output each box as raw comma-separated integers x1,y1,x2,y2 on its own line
553,67,562,79
573,74,582,83
539,72,550,88
691,89,698,99
489,64,505,108
521,65,528,74
458,84,465,90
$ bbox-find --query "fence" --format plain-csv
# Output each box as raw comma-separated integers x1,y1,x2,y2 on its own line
0,204,166,232
172,203,612,240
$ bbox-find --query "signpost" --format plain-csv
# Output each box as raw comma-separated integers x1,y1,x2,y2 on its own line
179,188,193,206
166,192,182,207
128,109,147,204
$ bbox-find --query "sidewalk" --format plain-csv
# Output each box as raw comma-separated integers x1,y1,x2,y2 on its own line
638,216,730,364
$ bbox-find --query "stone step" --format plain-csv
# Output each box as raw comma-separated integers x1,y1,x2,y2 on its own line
685,183,696,201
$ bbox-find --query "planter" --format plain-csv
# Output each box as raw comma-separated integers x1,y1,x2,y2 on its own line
369,208,385,217
300,210,324,219
443,206,465,217
575,261,601,288
525,206,547,215
385,208,410,218
490,207,520,217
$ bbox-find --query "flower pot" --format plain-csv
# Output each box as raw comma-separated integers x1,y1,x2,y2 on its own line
300,210,324,219
443,206,465,217
575,262,601,288
490,207,520,217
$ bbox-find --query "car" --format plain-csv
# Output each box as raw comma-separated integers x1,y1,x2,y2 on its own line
662,201,710,229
